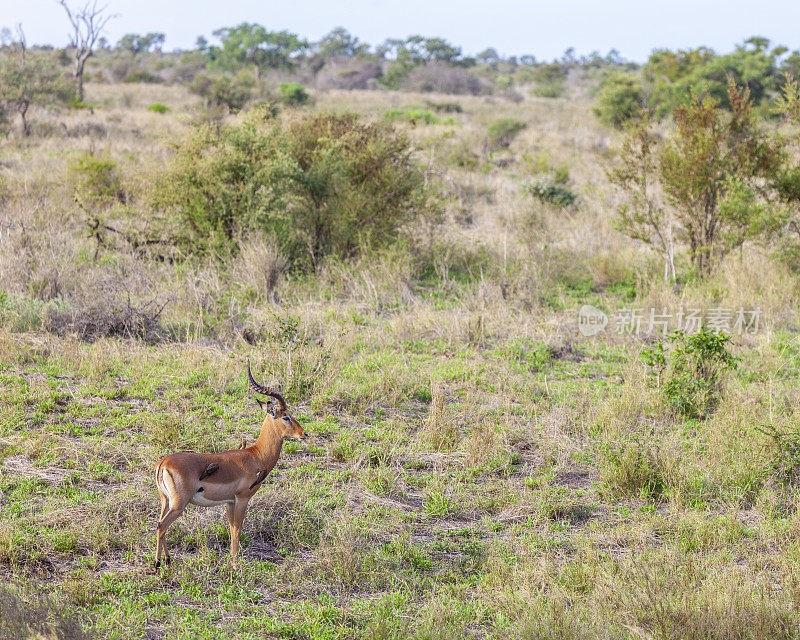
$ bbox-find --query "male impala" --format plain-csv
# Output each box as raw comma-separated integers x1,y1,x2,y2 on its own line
153,363,307,567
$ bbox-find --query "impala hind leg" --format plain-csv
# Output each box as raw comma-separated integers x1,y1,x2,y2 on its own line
155,505,185,568
155,490,170,567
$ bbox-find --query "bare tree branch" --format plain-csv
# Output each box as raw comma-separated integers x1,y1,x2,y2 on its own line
57,0,116,102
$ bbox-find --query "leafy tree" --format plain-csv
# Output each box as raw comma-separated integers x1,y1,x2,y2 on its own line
781,51,800,81
209,23,306,79
660,83,783,274
610,81,784,278
477,48,500,65
644,39,784,118
379,35,467,89
608,116,676,281
0,30,71,135
316,27,368,59
115,32,165,58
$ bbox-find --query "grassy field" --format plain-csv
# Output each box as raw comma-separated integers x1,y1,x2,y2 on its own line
2,80,800,639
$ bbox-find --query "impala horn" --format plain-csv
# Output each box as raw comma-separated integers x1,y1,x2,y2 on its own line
247,360,287,411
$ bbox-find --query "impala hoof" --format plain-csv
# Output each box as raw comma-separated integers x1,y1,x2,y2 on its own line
154,560,161,569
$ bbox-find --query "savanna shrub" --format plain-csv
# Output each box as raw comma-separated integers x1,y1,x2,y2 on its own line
525,175,577,208
531,62,566,98
316,61,382,90
402,64,489,95
123,69,161,84
383,108,439,125
278,82,309,106
425,100,463,113
642,328,737,418
153,109,438,268
147,102,169,114
487,117,526,151
68,151,123,209
189,73,253,112
593,73,644,129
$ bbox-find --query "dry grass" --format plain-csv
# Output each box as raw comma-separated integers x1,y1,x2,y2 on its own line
2,79,800,639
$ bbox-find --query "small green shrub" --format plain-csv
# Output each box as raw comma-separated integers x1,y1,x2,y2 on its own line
642,328,738,419
593,73,644,129
525,174,577,208
123,69,161,84
601,438,666,502
495,75,513,91
189,73,253,112
487,117,526,150
147,102,169,114
278,82,309,106
68,151,123,208
424,100,463,113
383,107,439,125
531,62,566,98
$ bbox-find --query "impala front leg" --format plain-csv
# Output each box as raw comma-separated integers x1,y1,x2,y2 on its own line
229,495,251,563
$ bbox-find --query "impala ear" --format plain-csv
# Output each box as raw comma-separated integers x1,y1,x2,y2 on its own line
256,398,275,415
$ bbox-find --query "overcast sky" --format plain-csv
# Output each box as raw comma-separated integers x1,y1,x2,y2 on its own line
4,0,800,62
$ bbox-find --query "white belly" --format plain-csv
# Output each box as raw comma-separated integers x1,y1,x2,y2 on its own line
190,493,234,507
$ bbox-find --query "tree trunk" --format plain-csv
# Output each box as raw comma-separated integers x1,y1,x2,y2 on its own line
74,53,89,103
20,103,29,136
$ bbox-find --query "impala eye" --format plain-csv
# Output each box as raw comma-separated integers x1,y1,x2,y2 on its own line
282,416,290,422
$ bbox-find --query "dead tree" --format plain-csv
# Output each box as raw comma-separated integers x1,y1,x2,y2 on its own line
57,0,115,103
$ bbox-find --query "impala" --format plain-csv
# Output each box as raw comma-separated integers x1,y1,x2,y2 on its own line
153,363,306,567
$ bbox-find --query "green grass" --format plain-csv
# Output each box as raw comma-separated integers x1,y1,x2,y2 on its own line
1,318,798,638
2,80,800,639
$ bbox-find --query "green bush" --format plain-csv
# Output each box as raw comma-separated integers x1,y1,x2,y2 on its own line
189,73,253,112
532,84,564,98
525,175,577,208
147,102,169,114
593,73,644,129
68,151,123,208
487,117,526,150
642,328,738,418
601,439,665,502
153,109,438,268
278,82,309,106
531,62,566,98
383,108,439,125
123,69,161,84
424,100,463,113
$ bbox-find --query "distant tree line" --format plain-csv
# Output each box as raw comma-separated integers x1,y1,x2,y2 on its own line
595,36,800,128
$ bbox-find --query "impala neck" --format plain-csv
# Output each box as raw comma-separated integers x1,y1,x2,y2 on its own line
252,416,284,465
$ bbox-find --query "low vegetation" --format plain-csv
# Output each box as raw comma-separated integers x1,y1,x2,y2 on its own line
2,18,800,640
